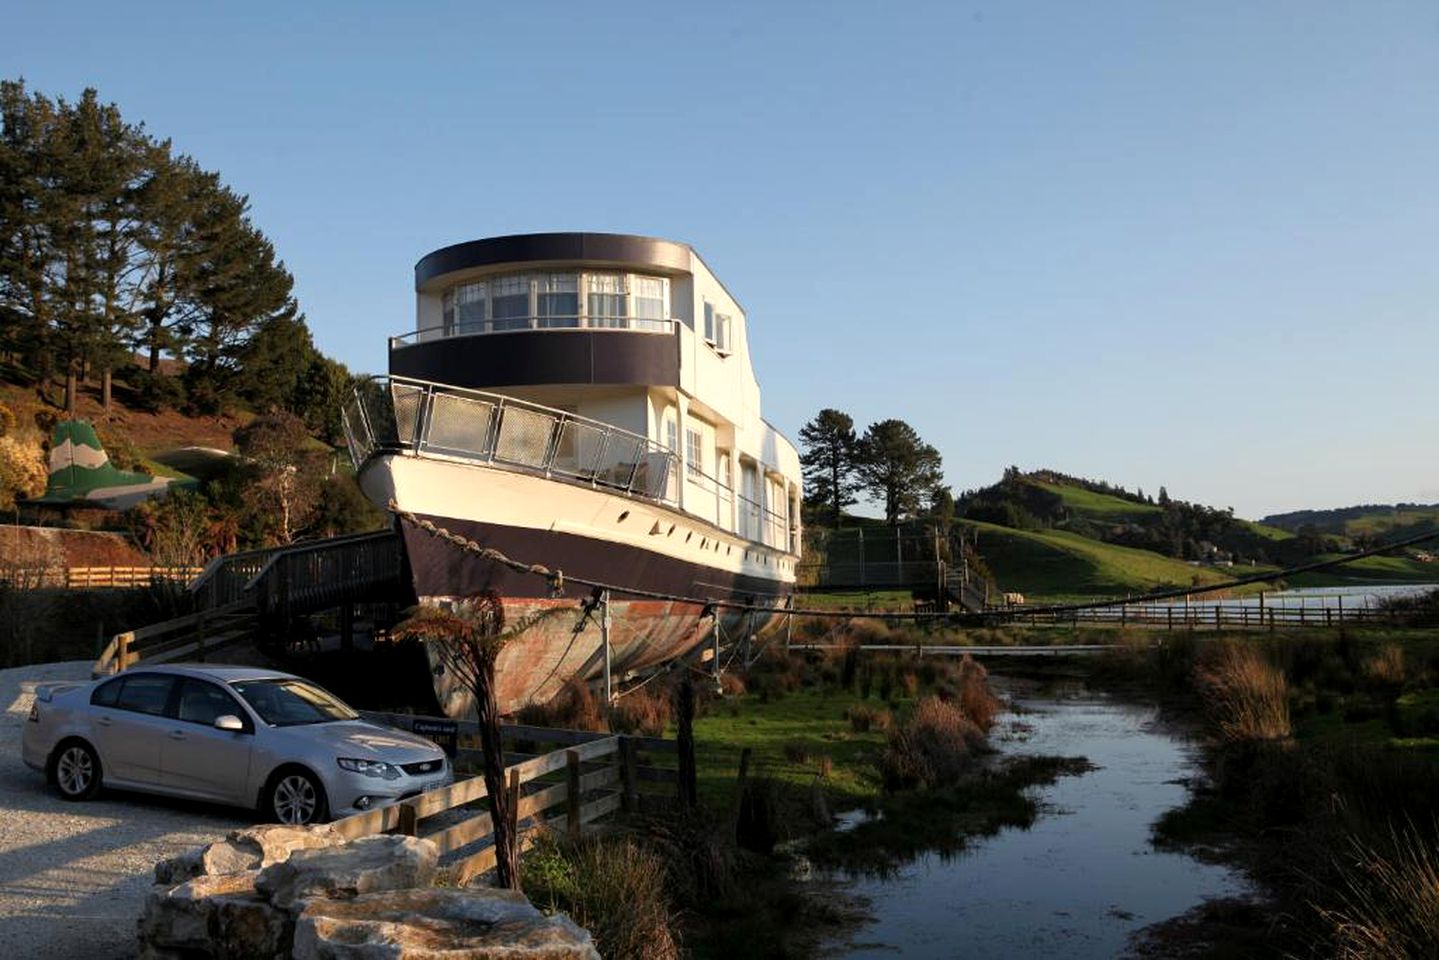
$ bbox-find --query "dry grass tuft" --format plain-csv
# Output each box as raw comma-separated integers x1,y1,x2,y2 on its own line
1362,645,1406,691
1196,642,1291,743
522,829,680,960
879,696,985,791
719,672,747,697
956,654,1001,730
516,679,606,732
845,703,892,733
609,685,672,737
1313,823,1439,959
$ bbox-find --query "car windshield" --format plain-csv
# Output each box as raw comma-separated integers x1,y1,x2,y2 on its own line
229,678,358,727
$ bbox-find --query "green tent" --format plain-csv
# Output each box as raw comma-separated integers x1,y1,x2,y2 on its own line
35,420,172,507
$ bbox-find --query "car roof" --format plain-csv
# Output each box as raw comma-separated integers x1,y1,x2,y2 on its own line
115,663,298,683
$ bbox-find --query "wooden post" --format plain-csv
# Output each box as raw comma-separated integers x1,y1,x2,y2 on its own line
118,632,132,671
1215,606,1221,630
619,736,638,814
1167,607,1173,631
1338,595,1344,626
1268,609,1276,633
507,767,521,838
711,607,721,688
600,591,612,709
397,801,418,837
676,678,698,810
565,749,582,839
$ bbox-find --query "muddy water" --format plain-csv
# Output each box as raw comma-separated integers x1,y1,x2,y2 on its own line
835,678,1249,959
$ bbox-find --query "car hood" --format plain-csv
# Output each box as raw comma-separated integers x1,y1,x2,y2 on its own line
294,720,445,762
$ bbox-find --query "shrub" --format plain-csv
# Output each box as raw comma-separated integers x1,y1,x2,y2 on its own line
879,696,985,791
719,672,746,697
899,670,919,697
845,703,892,733
1362,645,1406,692
521,830,680,960
0,435,47,510
610,686,671,737
1196,642,1291,743
956,654,1001,730
516,678,606,732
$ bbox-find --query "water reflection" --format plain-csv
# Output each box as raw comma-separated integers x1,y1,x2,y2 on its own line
832,678,1249,959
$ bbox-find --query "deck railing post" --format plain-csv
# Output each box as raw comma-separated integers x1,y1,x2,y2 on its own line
600,591,613,709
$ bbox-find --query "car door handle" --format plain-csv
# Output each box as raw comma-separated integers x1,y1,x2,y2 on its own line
96,716,113,727
168,731,186,740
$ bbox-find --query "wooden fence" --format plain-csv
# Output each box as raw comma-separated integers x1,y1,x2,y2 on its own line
337,713,679,883
1006,601,1411,630
0,565,202,589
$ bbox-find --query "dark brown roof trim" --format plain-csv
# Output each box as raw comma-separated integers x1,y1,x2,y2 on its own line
415,232,693,288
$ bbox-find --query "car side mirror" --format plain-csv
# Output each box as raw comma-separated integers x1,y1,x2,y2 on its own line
214,714,245,732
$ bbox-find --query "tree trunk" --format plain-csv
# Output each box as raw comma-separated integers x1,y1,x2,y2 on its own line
65,367,78,420
474,660,519,890
102,367,112,413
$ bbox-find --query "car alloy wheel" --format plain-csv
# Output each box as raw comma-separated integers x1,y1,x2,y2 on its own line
272,772,321,825
56,744,97,799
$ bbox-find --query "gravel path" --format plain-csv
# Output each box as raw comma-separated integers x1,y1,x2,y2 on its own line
0,662,247,959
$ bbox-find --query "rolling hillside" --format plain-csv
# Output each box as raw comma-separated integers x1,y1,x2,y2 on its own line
960,519,1243,602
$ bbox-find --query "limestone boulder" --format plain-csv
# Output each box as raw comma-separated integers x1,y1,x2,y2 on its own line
292,887,599,960
137,871,262,954
256,835,438,912
153,823,338,886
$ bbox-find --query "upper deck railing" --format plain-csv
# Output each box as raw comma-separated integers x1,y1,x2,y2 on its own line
390,316,676,348
345,375,682,509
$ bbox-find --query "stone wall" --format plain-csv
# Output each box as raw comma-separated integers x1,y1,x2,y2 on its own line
141,824,598,959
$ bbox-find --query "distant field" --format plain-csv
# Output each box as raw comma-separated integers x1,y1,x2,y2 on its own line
1031,480,1160,522
1342,507,1439,537
1239,519,1294,541
960,519,1234,601
1287,553,1439,587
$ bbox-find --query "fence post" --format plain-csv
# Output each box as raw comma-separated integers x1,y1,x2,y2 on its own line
1268,609,1276,633
397,801,417,837
676,678,698,810
117,632,132,670
566,750,582,839
1215,606,1221,630
1338,595,1344,627
1167,607,1173,631
619,737,637,814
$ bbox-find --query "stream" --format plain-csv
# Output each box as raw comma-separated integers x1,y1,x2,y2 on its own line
834,676,1250,958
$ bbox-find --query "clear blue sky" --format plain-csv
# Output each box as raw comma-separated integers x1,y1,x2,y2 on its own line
7,1,1438,519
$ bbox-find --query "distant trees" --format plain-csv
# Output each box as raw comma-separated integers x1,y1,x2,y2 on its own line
798,408,946,527
799,409,859,526
0,79,344,420
855,420,944,526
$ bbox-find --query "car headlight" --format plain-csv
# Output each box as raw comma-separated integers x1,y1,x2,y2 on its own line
337,758,401,780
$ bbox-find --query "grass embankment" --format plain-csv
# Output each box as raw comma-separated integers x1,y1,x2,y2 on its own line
1095,623,1439,956
960,518,1242,602
517,639,1088,960
1031,479,1161,521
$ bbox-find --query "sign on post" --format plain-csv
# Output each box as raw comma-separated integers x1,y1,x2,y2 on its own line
412,717,459,757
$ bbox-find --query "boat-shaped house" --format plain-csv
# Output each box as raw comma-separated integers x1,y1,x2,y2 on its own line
344,233,802,713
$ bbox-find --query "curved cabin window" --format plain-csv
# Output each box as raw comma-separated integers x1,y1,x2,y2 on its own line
456,282,487,334
536,273,579,328
587,273,628,328
490,275,530,331
633,276,668,332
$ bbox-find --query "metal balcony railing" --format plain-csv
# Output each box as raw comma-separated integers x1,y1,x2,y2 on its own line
345,376,681,509
390,316,676,348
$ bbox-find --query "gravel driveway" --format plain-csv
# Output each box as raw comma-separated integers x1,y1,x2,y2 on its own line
0,662,247,959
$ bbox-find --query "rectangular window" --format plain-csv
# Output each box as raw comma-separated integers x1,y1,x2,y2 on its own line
536,273,579,328
703,302,716,343
718,452,731,489
490,275,530,331
664,415,678,453
633,276,668,332
685,428,703,478
715,314,731,352
441,290,455,338
586,273,627,328
456,282,486,334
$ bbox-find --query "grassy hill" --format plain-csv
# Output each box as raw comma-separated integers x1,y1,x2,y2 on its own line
960,519,1244,603
1263,503,1439,538
1029,480,1160,522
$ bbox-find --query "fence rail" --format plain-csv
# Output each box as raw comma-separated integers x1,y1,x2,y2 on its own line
0,565,203,589
1005,602,1412,630
340,712,678,883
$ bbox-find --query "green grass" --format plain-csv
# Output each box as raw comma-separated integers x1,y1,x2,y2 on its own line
692,687,890,809
960,518,1235,600
1031,480,1161,522
1288,554,1439,587
793,590,914,612
1240,519,1294,541
1343,506,1439,538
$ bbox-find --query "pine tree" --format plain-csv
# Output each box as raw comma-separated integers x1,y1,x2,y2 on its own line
855,419,944,525
798,408,859,527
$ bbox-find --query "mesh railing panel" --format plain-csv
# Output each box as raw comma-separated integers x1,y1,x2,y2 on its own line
594,434,645,490
494,405,557,467
342,398,371,468
391,383,426,446
550,419,607,480
425,392,496,457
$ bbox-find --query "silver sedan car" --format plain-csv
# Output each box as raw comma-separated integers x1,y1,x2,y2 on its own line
22,664,452,824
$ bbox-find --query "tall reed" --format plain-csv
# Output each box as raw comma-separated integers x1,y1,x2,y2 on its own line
1196,641,1290,742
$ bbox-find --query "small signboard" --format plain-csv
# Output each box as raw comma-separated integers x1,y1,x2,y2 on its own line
412,717,459,758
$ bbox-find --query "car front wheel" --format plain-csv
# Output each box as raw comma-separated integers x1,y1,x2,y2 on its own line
53,740,102,801
266,768,328,825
